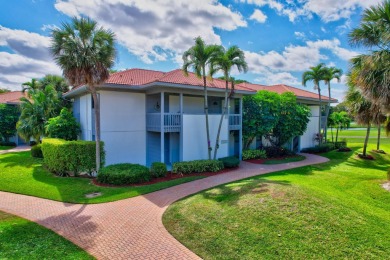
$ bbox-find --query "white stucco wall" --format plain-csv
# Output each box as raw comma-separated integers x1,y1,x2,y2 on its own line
300,105,320,149
169,95,180,113
182,114,229,161
78,95,93,141
99,91,146,166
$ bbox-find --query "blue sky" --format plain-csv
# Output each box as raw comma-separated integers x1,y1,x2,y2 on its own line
0,0,381,101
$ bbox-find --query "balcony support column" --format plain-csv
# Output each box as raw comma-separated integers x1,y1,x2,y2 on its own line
160,92,165,163
179,93,183,161
239,97,243,161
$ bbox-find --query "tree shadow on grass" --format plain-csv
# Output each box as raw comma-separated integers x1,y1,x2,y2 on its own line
200,178,291,206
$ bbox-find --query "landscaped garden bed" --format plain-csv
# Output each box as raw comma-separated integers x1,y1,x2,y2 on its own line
245,155,306,164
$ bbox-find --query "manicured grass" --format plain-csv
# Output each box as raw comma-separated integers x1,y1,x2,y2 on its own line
334,127,387,137
0,210,93,259
0,146,14,150
262,155,306,165
0,151,204,204
164,143,390,259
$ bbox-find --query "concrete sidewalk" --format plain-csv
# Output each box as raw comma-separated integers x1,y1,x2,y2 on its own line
0,153,328,259
0,145,30,154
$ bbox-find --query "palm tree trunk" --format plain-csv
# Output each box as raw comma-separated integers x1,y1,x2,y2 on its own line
336,126,339,143
324,82,331,143
363,123,371,156
213,77,229,159
377,123,381,150
318,86,322,145
202,67,211,160
331,127,334,142
91,88,101,173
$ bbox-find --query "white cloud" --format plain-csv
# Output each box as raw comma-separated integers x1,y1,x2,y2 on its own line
254,71,301,85
294,31,306,40
55,0,247,64
241,0,383,23
249,9,267,23
41,24,59,32
0,26,61,90
244,38,356,88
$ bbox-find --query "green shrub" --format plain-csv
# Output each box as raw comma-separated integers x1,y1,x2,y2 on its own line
264,146,292,158
0,141,16,146
41,138,105,177
301,144,334,153
45,108,81,141
242,149,267,160
97,163,151,185
172,160,224,174
150,162,167,178
327,141,347,149
218,156,240,168
31,144,43,158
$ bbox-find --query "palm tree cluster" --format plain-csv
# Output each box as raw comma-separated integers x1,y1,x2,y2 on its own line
183,37,248,159
302,64,343,144
17,75,71,142
347,0,390,156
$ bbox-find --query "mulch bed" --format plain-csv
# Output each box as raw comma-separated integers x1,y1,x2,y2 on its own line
245,155,299,164
92,167,238,188
357,153,375,160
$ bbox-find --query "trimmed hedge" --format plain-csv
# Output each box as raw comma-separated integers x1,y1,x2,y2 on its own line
301,143,334,154
0,141,16,146
264,146,292,158
327,141,347,149
172,160,224,174
218,156,240,168
242,149,267,160
41,138,105,176
150,162,167,178
31,144,43,158
97,163,151,185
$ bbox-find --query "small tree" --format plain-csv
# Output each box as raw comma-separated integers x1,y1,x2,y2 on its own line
46,108,81,141
0,104,19,142
265,92,310,147
242,91,280,149
329,111,351,143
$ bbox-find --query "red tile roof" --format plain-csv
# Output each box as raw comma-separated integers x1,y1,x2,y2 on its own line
66,68,337,102
0,91,25,104
237,82,336,102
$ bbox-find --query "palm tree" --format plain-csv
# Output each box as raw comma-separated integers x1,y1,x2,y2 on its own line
209,45,248,159
329,111,350,143
323,66,343,142
349,0,390,113
182,37,222,159
40,75,70,93
371,104,386,151
346,72,373,157
51,17,116,172
302,63,326,144
22,78,40,94
17,85,60,142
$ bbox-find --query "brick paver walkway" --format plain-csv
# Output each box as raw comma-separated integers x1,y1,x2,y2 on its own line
0,153,328,259
0,145,30,154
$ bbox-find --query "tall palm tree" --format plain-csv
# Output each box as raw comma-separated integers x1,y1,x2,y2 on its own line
349,0,390,113
323,66,343,142
51,17,116,172
302,63,326,144
209,45,248,159
346,72,373,157
182,37,222,159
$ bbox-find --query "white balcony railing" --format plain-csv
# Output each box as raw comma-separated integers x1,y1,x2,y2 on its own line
229,114,241,130
146,113,181,132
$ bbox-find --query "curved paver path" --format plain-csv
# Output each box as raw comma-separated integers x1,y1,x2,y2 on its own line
0,153,328,259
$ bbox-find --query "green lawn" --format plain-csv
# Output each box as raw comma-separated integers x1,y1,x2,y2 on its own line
334,127,387,137
0,151,204,204
0,146,15,150
262,155,306,165
164,143,390,259
0,210,93,259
